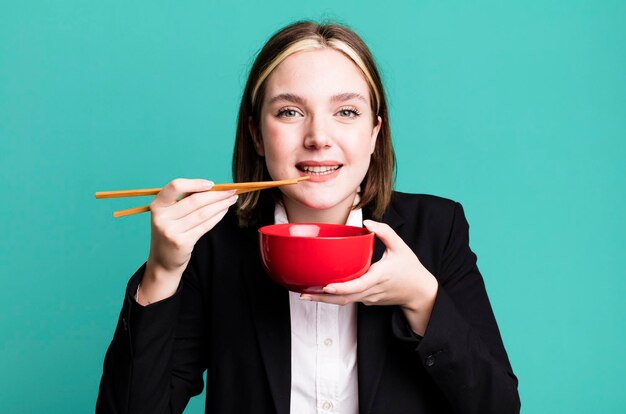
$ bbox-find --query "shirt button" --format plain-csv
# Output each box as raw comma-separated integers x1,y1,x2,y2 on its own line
321,400,333,410
324,338,333,347
425,355,436,367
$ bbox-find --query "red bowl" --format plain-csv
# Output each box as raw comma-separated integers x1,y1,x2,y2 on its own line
258,223,374,293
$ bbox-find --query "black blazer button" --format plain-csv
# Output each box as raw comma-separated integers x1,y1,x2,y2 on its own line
425,355,436,367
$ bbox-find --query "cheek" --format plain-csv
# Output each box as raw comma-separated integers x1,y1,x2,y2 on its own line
261,119,290,153
342,126,377,160
260,120,295,177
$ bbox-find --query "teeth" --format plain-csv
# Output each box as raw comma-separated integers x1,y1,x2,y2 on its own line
299,165,340,175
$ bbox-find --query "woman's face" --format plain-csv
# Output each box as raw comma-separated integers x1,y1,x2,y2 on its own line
255,48,382,223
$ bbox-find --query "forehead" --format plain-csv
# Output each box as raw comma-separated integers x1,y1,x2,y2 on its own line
263,48,371,102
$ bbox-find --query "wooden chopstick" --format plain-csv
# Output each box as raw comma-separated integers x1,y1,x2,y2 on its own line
95,188,161,199
95,176,309,199
113,205,151,218
111,185,270,218
98,176,310,218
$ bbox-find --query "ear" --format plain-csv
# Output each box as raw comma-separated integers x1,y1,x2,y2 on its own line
248,116,265,156
370,115,382,154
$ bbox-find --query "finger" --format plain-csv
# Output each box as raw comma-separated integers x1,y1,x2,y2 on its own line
177,194,238,232
167,189,237,220
153,178,214,206
322,265,382,295
300,292,364,306
183,204,231,242
363,220,405,253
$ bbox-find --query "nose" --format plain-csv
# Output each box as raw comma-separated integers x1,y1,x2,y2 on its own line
303,115,332,150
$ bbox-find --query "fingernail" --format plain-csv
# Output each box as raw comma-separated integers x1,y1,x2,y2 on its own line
363,220,375,227
228,194,239,203
300,294,312,301
202,181,214,189
323,287,337,294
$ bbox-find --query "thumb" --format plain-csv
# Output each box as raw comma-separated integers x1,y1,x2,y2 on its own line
363,220,403,253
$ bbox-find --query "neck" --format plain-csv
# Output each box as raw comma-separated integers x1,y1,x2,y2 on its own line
283,193,357,225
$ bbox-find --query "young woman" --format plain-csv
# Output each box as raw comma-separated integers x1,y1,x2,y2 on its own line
97,21,520,414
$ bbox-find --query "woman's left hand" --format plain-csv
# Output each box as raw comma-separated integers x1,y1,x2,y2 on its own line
301,220,439,336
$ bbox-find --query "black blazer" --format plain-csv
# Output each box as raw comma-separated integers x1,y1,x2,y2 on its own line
97,192,520,413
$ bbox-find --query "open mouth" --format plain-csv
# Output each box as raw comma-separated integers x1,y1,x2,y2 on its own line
296,164,343,176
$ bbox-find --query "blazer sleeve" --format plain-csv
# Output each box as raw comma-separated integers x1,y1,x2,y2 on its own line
393,201,521,414
96,241,209,413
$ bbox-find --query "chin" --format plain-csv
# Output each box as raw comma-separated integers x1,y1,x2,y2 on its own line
293,189,356,211
302,199,342,211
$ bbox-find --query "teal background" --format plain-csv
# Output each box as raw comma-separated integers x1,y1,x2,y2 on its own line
1,0,624,412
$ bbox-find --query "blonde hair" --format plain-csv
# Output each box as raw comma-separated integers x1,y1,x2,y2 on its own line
251,38,381,115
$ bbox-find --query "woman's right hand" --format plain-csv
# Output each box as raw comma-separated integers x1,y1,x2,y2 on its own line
137,178,238,305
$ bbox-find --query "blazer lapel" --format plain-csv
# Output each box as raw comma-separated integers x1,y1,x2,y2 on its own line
358,202,404,414
241,209,292,414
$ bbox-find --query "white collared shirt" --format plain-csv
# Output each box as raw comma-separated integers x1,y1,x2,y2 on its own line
274,203,360,414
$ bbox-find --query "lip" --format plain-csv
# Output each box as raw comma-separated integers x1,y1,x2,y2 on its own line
296,160,343,167
295,160,343,183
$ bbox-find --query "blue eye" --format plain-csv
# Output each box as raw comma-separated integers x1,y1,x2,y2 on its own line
277,108,300,118
337,107,361,118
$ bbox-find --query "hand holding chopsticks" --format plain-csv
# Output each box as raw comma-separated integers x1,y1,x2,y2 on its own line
95,176,310,218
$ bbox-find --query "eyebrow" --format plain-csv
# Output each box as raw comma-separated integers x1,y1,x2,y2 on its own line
267,92,368,106
330,92,368,104
267,93,306,105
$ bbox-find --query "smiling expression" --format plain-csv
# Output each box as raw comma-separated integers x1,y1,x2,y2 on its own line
253,48,382,224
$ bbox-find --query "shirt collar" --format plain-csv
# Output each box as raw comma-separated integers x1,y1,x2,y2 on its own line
274,194,363,227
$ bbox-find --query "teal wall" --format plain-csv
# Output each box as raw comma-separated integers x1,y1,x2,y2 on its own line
1,1,624,412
